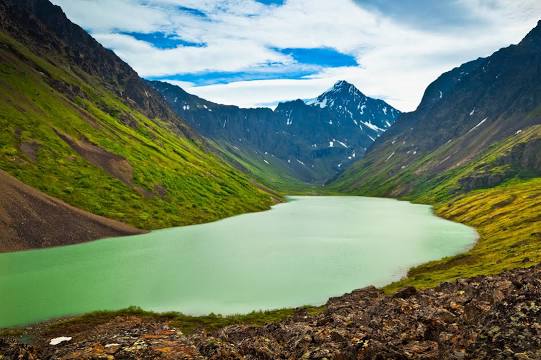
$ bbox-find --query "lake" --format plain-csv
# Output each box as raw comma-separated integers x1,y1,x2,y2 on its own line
0,196,477,328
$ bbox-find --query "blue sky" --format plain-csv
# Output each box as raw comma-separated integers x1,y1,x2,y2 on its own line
52,0,541,110
122,32,205,48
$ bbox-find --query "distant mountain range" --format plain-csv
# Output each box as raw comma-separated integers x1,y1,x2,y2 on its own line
149,80,400,186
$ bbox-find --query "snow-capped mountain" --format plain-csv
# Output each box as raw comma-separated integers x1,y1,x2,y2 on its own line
276,80,399,147
149,80,400,184
306,80,399,133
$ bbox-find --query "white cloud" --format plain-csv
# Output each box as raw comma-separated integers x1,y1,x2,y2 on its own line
53,0,171,33
52,0,541,111
92,33,293,76
180,78,334,108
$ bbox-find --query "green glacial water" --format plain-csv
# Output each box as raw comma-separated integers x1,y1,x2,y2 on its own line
0,196,477,328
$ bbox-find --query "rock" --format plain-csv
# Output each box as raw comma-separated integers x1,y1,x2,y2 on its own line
330,330,347,343
49,336,72,345
103,343,121,354
394,286,418,299
5,265,541,359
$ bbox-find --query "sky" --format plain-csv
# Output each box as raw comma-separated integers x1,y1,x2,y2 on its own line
51,0,541,111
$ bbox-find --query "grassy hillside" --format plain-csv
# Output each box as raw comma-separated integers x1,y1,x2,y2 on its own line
210,140,324,194
333,21,541,204
0,30,274,231
385,178,541,292
333,124,541,201
331,123,541,292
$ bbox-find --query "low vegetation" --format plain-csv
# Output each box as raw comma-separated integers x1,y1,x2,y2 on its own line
331,124,541,202
0,31,274,230
212,141,326,194
385,177,541,292
0,305,325,337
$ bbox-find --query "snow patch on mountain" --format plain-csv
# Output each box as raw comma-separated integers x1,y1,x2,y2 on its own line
468,117,488,133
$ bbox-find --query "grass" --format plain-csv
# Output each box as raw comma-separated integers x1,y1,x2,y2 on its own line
384,177,541,292
331,124,541,203
330,122,541,293
0,305,325,337
0,30,275,230
211,140,327,194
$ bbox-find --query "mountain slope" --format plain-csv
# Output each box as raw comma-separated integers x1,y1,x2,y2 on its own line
0,0,186,130
386,177,541,292
330,21,541,289
0,0,274,247
332,21,541,199
0,170,143,252
149,80,400,187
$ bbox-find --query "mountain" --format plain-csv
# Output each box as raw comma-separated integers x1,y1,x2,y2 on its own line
304,80,399,134
333,21,541,198
0,0,275,249
149,80,400,187
331,21,541,289
0,0,187,133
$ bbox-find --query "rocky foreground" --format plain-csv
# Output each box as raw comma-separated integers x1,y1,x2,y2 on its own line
3,265,541,359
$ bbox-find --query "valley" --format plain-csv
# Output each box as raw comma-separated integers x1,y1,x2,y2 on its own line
0,0,540,358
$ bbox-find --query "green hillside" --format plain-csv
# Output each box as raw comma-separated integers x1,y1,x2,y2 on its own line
0,30,274,230
210,140,323,194
332,124,541,202
333,123,541,292
385,177,541,292
330,21,541,291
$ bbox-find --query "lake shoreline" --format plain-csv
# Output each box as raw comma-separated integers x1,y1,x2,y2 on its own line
2,264,539,359
0,196,476,328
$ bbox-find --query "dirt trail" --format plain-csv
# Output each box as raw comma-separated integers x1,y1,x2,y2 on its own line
56,131,134,186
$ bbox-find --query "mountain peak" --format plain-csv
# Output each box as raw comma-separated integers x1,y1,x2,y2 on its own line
519,19,541,50
305,80,367,109
315,80,365,102
333,80,354,89
328,80,361,95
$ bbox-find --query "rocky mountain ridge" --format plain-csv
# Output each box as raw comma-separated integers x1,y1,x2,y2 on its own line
332,20,541,198
149,80,400,185
0,0,188,133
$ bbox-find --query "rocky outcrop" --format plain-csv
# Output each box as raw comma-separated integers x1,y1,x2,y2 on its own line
459,137,541,192
497,138,541,173
458,172,508,193
3,265,541,358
